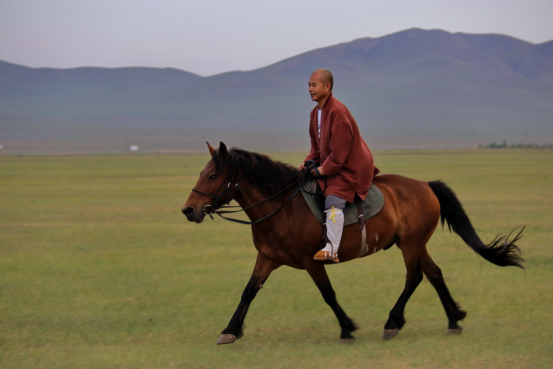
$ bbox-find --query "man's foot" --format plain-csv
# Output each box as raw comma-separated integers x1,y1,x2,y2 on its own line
313,250,339,263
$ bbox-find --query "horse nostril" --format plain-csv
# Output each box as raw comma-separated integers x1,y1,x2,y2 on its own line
182,207,194,216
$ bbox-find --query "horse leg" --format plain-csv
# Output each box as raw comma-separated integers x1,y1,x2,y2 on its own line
217,253,281,345
383,247,424,340
305,262,358,342
419,248,467,335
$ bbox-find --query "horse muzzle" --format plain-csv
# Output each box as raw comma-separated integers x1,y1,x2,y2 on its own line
181,205,206,223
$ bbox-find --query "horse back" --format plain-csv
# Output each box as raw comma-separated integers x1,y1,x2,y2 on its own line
373,174,440,214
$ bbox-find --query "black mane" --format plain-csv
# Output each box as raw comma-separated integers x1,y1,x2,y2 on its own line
213,147,302,198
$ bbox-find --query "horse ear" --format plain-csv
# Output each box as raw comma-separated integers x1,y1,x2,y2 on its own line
206,142,215,155
218,142,228,160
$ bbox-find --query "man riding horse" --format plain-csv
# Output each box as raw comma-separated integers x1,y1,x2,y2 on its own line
299,69,379,263
182,71,523,343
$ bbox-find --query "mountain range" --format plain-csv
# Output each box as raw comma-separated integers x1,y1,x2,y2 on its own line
1,28,552,154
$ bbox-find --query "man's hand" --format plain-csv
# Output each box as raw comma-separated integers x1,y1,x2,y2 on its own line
311,166,324,178
299,161,322,177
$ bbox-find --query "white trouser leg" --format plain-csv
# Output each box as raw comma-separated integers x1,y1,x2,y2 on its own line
322,206,344,254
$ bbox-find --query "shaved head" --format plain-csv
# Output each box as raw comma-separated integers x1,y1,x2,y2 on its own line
311,69,334,91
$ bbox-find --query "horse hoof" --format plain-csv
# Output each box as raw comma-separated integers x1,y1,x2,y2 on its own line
382,328,399,340
216,334,236,345
446,328,463,336
340,338,355,344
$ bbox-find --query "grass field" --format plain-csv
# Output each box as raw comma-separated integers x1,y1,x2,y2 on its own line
1,149,552,368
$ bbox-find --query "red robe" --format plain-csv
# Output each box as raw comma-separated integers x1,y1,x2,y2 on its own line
304,93,378,203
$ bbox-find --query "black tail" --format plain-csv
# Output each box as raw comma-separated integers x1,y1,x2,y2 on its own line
428,180,524,269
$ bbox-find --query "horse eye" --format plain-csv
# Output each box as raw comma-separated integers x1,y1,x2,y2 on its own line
209,174,216,179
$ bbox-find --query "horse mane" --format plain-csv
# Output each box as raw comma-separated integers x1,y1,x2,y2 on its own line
213,147,302,198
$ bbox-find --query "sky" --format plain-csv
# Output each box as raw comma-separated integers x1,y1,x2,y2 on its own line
1,0,552,77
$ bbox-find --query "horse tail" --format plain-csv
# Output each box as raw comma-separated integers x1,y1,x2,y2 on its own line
428,180,524,269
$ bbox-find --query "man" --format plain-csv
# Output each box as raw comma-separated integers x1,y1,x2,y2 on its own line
299,69,378,263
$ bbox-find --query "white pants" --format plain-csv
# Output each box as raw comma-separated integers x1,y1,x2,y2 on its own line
322,195,346,253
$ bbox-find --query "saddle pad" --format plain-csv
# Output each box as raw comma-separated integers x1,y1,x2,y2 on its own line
301,181,384,226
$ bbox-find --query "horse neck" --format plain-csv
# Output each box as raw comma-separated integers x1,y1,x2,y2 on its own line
234,180,289,223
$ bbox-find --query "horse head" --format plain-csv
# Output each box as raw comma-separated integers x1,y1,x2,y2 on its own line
182,141,236,223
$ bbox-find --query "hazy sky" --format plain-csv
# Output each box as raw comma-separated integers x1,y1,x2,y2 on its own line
1,0,552,76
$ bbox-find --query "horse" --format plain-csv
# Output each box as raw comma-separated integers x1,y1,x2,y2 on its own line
181,142,524,345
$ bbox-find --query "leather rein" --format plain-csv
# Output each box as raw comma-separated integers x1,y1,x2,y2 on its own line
191,161,316,225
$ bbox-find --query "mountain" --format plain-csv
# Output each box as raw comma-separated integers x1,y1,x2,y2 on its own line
1,28,552,154
0,62,202,97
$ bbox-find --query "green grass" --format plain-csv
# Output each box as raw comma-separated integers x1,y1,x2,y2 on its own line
1,150,552,368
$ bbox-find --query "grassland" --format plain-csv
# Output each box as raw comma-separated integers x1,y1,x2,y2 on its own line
1,150,552,368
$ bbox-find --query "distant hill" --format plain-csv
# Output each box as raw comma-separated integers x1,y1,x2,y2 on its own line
1,28,552,154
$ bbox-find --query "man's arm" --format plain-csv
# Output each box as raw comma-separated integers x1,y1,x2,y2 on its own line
301,112,320,169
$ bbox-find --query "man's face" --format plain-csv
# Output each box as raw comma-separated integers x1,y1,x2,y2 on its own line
308,73,330,104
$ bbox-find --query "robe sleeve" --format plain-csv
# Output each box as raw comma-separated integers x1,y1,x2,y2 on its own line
304,112,320,164
321,110,354,176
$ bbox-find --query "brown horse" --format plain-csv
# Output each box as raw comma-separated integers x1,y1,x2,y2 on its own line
182,142,524,345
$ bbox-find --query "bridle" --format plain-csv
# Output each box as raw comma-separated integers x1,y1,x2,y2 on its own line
191,176,234,218
190,161,316,225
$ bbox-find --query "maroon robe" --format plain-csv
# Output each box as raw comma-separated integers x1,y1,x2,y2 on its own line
304,93,378,203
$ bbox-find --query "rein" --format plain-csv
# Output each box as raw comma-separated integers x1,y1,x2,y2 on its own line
215,180,303,225
191,161,316,225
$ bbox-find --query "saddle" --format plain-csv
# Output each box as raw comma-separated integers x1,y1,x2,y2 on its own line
301,180,384,227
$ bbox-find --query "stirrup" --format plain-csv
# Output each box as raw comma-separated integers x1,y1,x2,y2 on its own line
313,250,339,263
